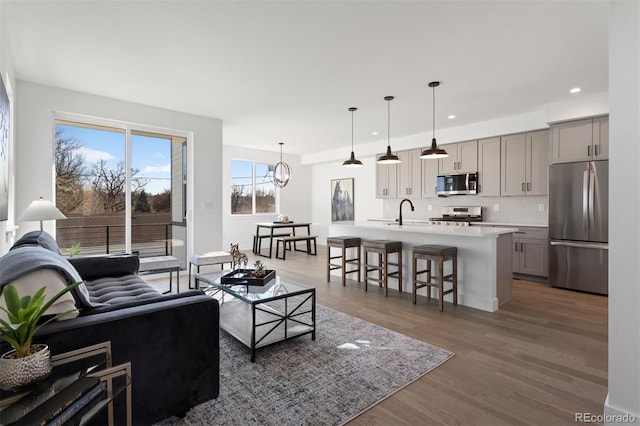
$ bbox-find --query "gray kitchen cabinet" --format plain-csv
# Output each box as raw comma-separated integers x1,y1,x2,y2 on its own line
478,137,501,196
376,161,398,199
512,227,549,278
398,149,422,198
438,140,478,174
421,154,439,198
500,130,548,196
550,116,608,163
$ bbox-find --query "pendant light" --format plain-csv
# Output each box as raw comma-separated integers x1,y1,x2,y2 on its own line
420,81,449,159
376,96,401,164
272,142,291,188
342,107,363,168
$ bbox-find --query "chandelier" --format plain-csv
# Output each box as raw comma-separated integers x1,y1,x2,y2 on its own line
272,142,291,188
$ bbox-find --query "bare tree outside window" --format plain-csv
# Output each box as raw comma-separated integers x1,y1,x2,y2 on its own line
55,129,86,214
231,160,276,214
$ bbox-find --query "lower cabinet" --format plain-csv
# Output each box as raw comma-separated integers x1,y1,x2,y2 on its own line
512,227,548,278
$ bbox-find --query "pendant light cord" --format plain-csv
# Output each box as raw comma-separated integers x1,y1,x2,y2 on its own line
432,84,436,140
351,109,355,151
387,98,391,148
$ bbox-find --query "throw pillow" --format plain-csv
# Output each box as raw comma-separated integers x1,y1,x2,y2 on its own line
11,230,62,254
0,269,79,324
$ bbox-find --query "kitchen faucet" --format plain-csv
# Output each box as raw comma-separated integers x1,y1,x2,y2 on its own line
398,199,415,226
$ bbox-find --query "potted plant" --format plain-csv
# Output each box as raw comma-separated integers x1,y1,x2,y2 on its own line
0,281,82,391
250,260,267,278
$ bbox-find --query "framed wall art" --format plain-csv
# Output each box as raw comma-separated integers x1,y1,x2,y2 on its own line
331,178,354,222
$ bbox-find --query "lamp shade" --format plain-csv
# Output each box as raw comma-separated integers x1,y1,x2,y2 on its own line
420,138,449,159
17,197,66,230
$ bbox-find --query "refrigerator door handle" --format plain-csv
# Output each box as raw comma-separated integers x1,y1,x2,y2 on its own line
550,240,609,250
583,169,589,232
589,168,596,231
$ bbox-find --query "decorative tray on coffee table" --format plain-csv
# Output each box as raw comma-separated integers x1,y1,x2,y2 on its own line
220,269,276,286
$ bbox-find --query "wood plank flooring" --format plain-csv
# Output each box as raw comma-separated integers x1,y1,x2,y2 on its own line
154,244,608,425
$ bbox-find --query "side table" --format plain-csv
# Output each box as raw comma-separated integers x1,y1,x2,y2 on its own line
0,341,132,426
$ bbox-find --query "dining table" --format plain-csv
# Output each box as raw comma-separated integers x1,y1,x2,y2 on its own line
254,222,312,258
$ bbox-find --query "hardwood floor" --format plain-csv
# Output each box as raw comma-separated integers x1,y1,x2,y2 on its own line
247,245,608,426
155,244,608,425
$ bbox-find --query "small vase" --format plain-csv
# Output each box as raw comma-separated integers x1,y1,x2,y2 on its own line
0,344,52,391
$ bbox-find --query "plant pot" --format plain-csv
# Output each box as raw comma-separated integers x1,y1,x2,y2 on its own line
0,344,52,391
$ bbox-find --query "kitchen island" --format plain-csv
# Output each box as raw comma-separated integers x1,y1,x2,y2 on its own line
329,221,517,312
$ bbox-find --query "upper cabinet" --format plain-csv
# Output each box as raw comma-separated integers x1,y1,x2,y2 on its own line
421,155,439,198
376,161,399,199
500,130,549,196
438,140,478,174
398,149,423,198
550,116,609,163
478,137,501,196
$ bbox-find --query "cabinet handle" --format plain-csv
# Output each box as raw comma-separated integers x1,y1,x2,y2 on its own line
522,183,526,192
457,161,461,170
515,242,519,252
595,145,599,156
520,242,525,252
587,145,591,157
527,182,531,191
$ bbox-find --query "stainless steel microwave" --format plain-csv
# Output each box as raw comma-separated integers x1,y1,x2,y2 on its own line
436,172,478,196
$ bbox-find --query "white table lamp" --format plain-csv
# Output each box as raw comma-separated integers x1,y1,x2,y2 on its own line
17,197,67,230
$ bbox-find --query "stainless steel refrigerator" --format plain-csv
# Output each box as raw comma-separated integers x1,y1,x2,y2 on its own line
548,160,608,295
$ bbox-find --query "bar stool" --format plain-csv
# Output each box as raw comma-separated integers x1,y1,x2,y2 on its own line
363,240,402,296
412,244,458,312
326,236,362,285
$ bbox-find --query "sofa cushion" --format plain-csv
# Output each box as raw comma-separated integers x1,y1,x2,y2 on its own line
68,254,139,281
85,274,163,305
0,269,78,323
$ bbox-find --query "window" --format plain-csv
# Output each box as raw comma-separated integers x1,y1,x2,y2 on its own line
54,119,187,261
231,159,276,215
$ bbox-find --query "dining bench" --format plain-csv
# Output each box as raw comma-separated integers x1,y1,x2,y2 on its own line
275,235,318,260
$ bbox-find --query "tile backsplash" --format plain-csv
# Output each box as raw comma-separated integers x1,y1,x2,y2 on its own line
382,195,548,225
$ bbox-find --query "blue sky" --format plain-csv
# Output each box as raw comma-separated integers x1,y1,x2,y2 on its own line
57,124,171,195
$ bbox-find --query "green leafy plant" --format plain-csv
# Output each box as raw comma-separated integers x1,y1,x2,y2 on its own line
68,243,81,257
63,242,81,257
0,282,82,358
251,260,267,278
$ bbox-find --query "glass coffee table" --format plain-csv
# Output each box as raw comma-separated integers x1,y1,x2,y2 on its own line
196,271,316,362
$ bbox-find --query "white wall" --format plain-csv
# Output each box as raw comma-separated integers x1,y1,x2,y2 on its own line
310,153,382,243
222,145,312,251
14,81,224,255
0,1,18,254
605,1,640,422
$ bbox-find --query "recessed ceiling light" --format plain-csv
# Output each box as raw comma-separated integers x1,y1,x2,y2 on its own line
448,115,456,119
570,87,582,94
372,131,378,135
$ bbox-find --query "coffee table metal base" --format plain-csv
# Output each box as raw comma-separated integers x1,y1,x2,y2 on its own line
198,275,316,362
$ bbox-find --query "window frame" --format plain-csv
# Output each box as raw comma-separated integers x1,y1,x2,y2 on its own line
230,158,279,216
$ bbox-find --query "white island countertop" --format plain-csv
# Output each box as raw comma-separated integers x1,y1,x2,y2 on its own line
346,221,517,238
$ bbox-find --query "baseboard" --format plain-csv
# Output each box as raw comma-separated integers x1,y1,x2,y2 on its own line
603,394,639,425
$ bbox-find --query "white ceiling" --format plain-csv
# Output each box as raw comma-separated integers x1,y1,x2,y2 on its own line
3,1,609,156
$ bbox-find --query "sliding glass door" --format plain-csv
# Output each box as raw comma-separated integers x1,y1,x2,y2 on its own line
54,120,187,266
